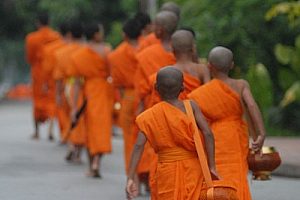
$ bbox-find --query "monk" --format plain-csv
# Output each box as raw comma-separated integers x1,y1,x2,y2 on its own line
137,2,181,52
108,18,141,174
146,29,210,107
188,46,266,200
134,12,152,37
25,13,60,140
71,22,113,177
41,22,71,142
160,1,181,19
54,21,86,162
126,67,218,199
133,11,178,193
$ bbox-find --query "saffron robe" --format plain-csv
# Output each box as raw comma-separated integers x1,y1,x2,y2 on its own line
188,79,251,200
25,27,60,122
134,42,176,174
138,33,160,52
42,40,67,138
72,46,113,155
136,102,204,199
108,41,139,172
54,43,86,146
41,39,65,118
146,72,202,107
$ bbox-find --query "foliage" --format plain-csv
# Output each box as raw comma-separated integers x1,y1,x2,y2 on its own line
246,63,273,115
266,1,300,27
161,0,300,105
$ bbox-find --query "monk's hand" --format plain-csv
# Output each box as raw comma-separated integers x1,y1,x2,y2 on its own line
251,135,265,154
210,168,220,180
126,178,138,199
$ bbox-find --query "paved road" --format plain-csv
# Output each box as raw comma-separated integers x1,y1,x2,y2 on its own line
0,101,299,200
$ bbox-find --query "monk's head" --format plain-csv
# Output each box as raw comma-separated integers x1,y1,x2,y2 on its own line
85,22,104,42
36,12,49,27
155,66,184,100
154,11,178,39
160,2,181,19
171,30,195,59
208,46,234,74
70,20,83,40
134,12,153,35
58,22,71,39
122,18,141,41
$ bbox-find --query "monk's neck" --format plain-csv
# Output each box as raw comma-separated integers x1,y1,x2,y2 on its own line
213,72,230,81
72,38,84,44
163,98,180,105
160,36,172,52
127,39,139,48
176,54,194,64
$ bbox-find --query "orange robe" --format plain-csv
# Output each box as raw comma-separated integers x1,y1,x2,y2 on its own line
138,33,160,52
25,27,60,122
72,46,113,155
42,40,67,138
188,79,251,200
41,39,65,116
134,42,176,175
54,43,86,146
146,72,202,107
136,102,204,199
108,41,139,173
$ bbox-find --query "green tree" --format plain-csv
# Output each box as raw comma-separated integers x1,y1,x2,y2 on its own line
161,0,300,104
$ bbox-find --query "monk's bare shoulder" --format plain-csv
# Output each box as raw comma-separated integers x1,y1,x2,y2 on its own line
194,63,210,83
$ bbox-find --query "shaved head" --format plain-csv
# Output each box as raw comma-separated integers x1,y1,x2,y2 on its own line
156,66,183,99
171,30,194,55
160,2,181,18
155,11,178,37
208,46,233,72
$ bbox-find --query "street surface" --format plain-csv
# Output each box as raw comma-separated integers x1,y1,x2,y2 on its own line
0,101,299,200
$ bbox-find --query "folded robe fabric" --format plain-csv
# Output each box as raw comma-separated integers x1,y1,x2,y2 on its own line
188,79,251,200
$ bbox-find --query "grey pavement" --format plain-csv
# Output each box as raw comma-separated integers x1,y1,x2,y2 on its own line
0,101,300,200
265,137,300,178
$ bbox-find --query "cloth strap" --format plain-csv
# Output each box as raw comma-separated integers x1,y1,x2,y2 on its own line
158,147,197,162
183,100,214,199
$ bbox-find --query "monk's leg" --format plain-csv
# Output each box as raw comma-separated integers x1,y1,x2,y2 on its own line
72,145,83,164
32,121,40,139
48,119,54,141
88,153,102,178
65,143,75,162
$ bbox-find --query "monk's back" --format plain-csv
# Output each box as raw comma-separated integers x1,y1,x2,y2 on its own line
137,102,196,151
136,101,204,199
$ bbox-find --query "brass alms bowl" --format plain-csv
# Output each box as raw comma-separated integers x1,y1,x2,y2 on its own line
247,146,281,181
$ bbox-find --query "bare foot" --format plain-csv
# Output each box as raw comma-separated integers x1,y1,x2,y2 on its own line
86,169,102,178
31,133,39,140
48,134,54,141
65,151,74,162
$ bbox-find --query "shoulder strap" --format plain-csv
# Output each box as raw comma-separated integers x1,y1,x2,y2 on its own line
183,100,214,188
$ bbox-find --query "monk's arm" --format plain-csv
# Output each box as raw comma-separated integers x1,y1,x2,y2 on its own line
55,80,63,106
191,100,216,171
198,64,211,83
126,132,146,199
127,132,147,180
202,64,211,83
241,80,266,152
71,78,82,120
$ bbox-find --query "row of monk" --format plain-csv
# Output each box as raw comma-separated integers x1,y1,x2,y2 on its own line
25,1,266,199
